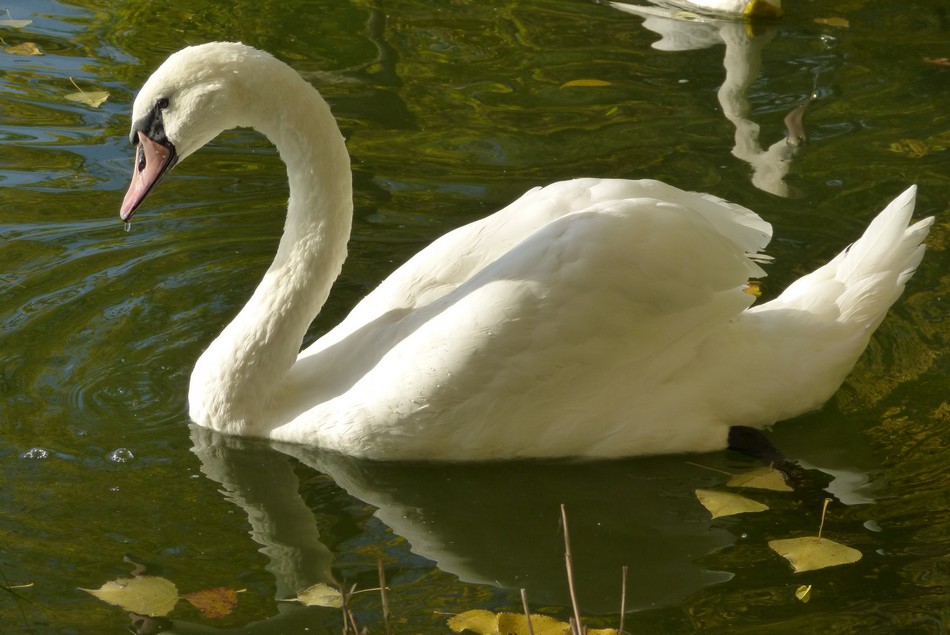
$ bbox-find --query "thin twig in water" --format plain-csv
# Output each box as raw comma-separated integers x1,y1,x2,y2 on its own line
340,582,350,634
377,558,392,635
340,582,362,634
618,565,628,635
560,504,584,634
520,588,535,635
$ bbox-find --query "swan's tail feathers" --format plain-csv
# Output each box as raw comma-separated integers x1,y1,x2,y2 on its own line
775,186,933,326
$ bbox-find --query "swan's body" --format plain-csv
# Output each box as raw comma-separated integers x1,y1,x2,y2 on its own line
121,43,931,460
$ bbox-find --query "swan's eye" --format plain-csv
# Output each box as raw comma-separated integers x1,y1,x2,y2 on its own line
156,97,170,110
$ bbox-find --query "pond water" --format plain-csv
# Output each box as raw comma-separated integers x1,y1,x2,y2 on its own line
1,0,947,633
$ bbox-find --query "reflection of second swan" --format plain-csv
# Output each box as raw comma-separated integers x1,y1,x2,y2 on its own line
612,2,806,197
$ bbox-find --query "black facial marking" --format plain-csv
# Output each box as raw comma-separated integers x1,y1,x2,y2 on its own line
129,97,172,148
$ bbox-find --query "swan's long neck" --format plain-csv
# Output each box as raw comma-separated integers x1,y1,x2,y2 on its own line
189,59,352,436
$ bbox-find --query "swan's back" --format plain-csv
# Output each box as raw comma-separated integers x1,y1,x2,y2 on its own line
303,179,771,351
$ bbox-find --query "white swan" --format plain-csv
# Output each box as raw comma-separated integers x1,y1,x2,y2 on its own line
120,42,932,460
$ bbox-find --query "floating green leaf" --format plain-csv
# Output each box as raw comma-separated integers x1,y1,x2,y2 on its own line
81,576,179,616
768,536,862,572
695,488,768,519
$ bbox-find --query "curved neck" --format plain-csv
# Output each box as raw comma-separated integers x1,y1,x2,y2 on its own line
190,63,352,435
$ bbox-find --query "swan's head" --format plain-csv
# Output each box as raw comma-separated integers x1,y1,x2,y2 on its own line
120,42,275,221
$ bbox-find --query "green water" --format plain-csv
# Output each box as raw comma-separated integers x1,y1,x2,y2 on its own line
1,0,947,632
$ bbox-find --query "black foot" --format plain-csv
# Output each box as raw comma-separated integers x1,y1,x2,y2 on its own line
727,425,788,467
728,426,837,493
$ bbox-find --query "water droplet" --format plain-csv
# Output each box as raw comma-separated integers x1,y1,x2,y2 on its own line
108,448,135,463
21,447,50,459
124,221,131,232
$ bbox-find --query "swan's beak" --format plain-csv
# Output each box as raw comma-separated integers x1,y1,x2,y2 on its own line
120,131,177,222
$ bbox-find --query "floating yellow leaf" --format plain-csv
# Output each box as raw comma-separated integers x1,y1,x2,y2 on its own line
560,79,612,88
0,19,32,28
5,41,43,55
282,582,343,608
65,77,109,108
924,57,950,67
448,609,504,634
65,90,109,108
768,536,862,572
696,489,768,519
81,576,179,616
448,609,620,634
727,466,792,492
795,584,812,603
183,587,240,618
814,17,850,28
497,612,573,634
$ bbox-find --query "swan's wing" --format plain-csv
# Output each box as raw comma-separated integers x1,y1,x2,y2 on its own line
279,185,772,458
306,178,770,353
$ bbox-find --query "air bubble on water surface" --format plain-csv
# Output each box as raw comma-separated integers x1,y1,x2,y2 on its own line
108,448,135,463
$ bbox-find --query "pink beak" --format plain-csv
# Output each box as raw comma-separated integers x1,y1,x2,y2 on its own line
120,131,175,221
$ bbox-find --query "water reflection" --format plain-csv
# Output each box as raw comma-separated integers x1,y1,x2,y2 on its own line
612,3,809,197
181,413,890,633
190,426,734,616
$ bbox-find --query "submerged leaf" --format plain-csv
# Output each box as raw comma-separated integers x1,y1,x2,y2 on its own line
5,41,43,55
81,576,179,616
696,489,768,519
768,536,862,572
560,79,612,88
183,587,240,618
814,17,850,28
0,19,32,28
283,582,342,608
888,139,929,158
727,466,792,492
65,90,109,108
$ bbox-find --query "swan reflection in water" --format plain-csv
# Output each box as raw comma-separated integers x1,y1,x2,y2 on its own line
190,427,734,610
122,424,877,634
612,2,815,198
